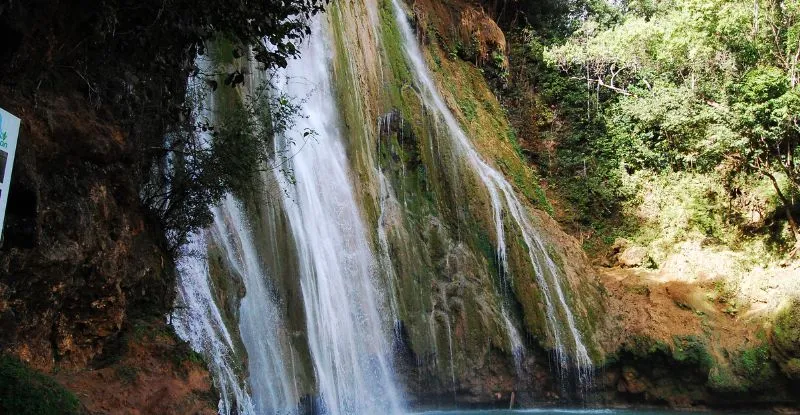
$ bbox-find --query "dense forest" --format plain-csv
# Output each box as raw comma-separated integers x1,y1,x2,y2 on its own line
504,0,800,264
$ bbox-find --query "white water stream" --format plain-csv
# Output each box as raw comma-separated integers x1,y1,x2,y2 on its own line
212,196,298,413
172,233,257,415
271,16,405,415
389,0,593,383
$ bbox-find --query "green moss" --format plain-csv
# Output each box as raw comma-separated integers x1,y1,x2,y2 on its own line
707,364,747,393
672,335,713,371
732,343,775,386
506,127,523,159
770,299,800,379
329,3,388,237
476,226,499,273
623,335,671,359
544,243,565,275
0,355,82,415
378,0,413,108
459,99,478,122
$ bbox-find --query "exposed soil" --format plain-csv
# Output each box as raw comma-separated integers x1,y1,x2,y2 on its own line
595,266,758,356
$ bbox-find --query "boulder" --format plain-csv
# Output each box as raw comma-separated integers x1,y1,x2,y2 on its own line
618,246,649,268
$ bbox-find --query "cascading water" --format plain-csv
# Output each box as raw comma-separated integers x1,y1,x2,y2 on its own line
211,196,299,414
270,16,405,415
388,0,593,385
502,308,525,375
172,233,256,415
174,196,302,415
174,11,405,415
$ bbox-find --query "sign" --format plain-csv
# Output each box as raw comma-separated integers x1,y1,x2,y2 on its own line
0,108,20,240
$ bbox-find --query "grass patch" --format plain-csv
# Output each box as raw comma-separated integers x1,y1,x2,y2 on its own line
458,99,477,122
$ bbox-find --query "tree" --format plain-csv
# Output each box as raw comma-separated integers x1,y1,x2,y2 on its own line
545,0,800,252
730,67,800,249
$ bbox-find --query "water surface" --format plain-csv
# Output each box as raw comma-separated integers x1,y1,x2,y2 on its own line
416,410,758,414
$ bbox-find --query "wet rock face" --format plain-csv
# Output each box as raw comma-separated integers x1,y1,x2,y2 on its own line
0,92,171,370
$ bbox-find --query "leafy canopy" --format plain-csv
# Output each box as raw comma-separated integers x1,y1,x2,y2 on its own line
544,0,800,248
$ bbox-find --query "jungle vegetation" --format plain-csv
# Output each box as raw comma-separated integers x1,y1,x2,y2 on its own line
501,0,800,260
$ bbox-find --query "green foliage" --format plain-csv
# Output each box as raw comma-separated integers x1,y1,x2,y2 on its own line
142,75,310,249
511,0,800,255
0,355,82,415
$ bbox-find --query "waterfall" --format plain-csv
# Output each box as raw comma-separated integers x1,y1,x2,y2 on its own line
173,0,596,411
270,16,405,415
173,197,300,415
211,196,299,413
172,233,256,415
173,12,405,415
389,0,593,384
